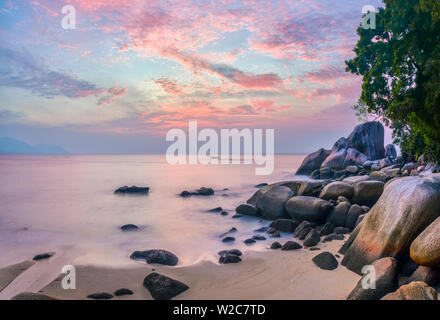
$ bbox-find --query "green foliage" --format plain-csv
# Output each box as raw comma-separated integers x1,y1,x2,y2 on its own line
346,0,440,163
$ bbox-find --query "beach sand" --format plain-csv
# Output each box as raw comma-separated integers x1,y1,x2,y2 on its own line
0,240,364,300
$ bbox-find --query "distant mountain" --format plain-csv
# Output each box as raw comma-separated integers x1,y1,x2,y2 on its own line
0,137,69,154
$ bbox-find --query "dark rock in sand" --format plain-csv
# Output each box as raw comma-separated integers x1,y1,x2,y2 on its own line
303,229,320,247
326,201,350,227
256,186,293,220
347,257,398,300
114,186,149,195
221,211,228,216
87,292,114,300
309,247,320,251
218,249,242,257
120,224,139,231
219,253,242,264
319,182,354,201
235,204,259,216
281,241,303,251
243,239,256,245
408,265,440,287
294,221,315,239
252,235,266,241
143,273,189,300
296,148,331,175
312,252,338,270
382,281,437,300
130,249,178,266
285,196,332,223
341,175,440,274
222,236,235,243
269,219,299,233
208,207,223,212
334,227,351,234
318,222,335,236
255,183,268,188
322,233,344,242
33,252,54,261
114,288,133,296
270,242,282,249
11,292,57,300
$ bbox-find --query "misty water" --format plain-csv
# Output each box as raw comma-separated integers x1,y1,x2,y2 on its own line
0,154,306,268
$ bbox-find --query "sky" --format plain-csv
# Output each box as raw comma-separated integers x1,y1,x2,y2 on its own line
0,0,389,154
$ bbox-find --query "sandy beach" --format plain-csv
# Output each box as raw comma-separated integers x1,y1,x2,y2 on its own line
0,239,364,300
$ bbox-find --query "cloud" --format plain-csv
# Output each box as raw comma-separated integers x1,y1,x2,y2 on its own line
0,46,125,104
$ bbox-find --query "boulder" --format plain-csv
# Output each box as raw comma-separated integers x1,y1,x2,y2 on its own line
407,266,440,287
346,257,398,300
218,249,242,257
222,236,235,243
87,292,114,300
285,196,332,223
345,165,359,174
321,147,368,170
247,180,309,206
318,222,335,236
319,182,354,201
410,216,440,266
303,229,320,247
130,249,178,266
143,273,189,300
351,180,384,207
219,253,242,264
381,281,437,300
180,187,214,197
296,148,331,175
380,157,393,169
326,202,350,227
312,252,338,270
269,219,299,233
270,242,282,249
343,175,370,185
114,288,133,296
346,121,385,160
114,186,149,195
341,175,440,273
345,204,364,230
281,241,302,251
293,221,315,239
256,186,293,220
385,144,397,160
319,167,334,179
235,204,259,216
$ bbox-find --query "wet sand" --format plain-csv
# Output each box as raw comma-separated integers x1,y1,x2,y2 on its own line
0,240,363,300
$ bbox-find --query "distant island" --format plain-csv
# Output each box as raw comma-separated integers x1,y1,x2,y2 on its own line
0,137,69,154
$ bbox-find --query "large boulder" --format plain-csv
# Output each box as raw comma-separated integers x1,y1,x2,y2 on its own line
346,121,385,160
381,281,437,300
326,201,350,227
285,196,333,223
345,204,364,230
347,257,398,300
319,182,354,201
341,175,440,273
296,148,331,175
410,216,440,267
351,180,384,207
256,186,293,220
321,147,368,170
407,265,440,287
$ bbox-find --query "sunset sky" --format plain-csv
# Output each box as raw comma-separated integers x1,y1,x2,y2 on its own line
0,0,389,154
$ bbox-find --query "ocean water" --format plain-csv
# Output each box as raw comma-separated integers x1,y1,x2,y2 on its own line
0,154,306,268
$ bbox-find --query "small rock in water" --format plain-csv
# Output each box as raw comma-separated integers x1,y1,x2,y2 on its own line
219,227,237,237
219,254,242,264
87,292,114,300
255,183,268,188
218,249,242,257
236,204,259,216
207,207,223,212
254,226,269,233
114,186,149,195
270,242,282,249
221,211,228,216
143,273,189,300
252,235,266,241
120,224,139,231
179,187,214,197
312,252,338,270
130,249,178,266
33,252,54,261
281,241,303,251
232,214,243,219
114,288,133,296
222,236,235,243
243,238,256,245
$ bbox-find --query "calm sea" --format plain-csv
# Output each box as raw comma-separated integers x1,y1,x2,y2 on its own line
0,154,306,267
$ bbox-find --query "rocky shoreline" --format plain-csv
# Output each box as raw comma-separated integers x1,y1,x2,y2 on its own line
1,121,439,300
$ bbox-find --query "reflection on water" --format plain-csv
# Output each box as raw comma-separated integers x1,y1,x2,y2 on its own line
0,154,305,267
